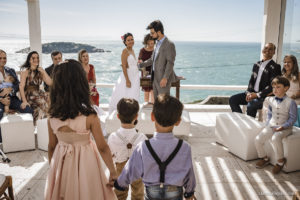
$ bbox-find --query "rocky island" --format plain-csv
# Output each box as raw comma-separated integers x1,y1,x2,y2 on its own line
16,42,111,53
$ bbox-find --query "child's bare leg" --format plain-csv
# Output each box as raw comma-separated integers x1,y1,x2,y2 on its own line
4,105,9,113
144,91,149,102
150,90,154,103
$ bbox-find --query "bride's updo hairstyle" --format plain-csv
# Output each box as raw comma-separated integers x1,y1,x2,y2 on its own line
122,33,133,46
48,59,96,120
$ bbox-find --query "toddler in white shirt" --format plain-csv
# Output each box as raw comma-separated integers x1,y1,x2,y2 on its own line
108,98,147,200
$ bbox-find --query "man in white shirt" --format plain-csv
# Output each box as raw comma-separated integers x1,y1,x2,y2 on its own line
229,43,281,117
107,98,147,200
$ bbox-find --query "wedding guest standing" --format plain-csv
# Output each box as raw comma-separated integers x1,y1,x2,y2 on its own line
19,51,52,125
45,59,117,200
138,34,155,104
282,55,300,104
78,49,100,106
44,51,62,93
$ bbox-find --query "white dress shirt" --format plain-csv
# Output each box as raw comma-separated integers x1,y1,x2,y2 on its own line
108,127,147,163
254,59,271,92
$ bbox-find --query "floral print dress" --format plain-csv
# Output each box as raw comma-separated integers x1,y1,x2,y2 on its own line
25,69,48,124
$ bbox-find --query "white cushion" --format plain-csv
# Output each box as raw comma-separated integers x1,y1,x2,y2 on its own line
215,112,264,160
1,113,35,153
37,118,48,151
265,126,300,172
105,107,191,136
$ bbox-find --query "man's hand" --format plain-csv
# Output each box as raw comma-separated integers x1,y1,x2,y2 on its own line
0,96,10,106
273,126,284,132
160,78,168,88
246,92,257,102
0,87,12,96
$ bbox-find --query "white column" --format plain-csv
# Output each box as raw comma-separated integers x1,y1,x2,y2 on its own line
261,0,286,64
26,0,42,64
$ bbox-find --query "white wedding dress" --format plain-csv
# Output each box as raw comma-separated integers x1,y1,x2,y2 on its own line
109,53,140,114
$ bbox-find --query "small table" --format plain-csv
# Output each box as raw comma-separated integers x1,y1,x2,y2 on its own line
140,77,184,99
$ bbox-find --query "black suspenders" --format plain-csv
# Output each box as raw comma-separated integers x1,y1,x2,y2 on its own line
145,139,183,188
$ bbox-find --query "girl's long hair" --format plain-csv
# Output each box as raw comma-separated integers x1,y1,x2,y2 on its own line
20,51,39,70
282,54,299,81
48,59,96,120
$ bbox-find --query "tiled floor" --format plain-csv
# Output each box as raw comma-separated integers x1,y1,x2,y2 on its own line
0,110,299,200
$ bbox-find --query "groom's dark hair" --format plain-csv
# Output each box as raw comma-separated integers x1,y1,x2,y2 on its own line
147,20,164,34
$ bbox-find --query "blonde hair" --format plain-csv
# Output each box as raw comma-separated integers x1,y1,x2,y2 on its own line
78,49,88,63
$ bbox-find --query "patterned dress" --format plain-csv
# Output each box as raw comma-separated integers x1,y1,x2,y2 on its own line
87,64,99,106
24,69,48,124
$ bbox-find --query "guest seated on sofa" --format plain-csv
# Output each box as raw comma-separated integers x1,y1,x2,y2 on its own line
19,51,52,125
255,76,297,174
0,75,17,113
0,49,32,143
229,43,281,118
282,55,300,104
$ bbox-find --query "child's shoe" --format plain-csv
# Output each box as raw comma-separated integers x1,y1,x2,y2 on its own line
255,158,270,169
272,158,286,174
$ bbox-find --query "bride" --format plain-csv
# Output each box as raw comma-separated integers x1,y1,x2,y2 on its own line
109,33,140,114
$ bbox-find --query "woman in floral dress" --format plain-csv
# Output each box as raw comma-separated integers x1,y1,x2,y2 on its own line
19,51,52,125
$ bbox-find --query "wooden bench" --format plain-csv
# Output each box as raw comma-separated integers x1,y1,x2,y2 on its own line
140,77,184,99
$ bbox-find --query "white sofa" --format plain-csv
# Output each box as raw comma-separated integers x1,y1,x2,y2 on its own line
37,118,48,151
0,113,35,153
215,112,264,160
265,126,300,173
105,106,191,136
215,112,300,172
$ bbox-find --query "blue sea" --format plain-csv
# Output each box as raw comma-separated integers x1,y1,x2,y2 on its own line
1,39,300,104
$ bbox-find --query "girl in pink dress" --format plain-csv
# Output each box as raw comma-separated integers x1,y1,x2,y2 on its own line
45,59,117,200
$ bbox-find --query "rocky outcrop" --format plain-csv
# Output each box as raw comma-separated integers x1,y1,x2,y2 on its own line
16,42,110,53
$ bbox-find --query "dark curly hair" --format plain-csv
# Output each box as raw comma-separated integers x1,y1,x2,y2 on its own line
122,33,133,46
48,59,96,120
142,33,155,46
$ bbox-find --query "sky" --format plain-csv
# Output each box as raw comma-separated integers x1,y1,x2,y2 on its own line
0,0,268,42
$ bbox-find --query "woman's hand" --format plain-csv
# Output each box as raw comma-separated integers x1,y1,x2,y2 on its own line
126,80,131,88
21,102,30,109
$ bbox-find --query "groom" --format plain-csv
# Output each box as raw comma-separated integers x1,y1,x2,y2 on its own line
139,20,177,100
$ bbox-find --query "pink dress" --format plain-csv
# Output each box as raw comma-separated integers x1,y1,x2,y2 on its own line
45,115,117,200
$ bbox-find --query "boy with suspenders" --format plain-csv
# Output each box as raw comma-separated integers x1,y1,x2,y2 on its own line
114,94,196,200
108,98,147,200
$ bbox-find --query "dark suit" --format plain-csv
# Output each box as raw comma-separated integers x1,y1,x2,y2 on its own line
0,66,33,142
44,64,54,92
229,60,281,117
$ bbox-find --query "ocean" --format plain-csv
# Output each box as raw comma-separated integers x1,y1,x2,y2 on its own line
1,39,300,104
